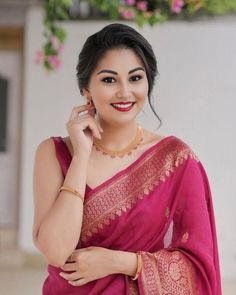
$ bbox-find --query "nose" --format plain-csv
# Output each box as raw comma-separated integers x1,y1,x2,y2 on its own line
116,81,132,99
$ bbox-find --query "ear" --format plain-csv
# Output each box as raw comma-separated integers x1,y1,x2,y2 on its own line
82,87,90,97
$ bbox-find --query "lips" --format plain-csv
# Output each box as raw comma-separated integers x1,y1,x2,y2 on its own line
110,102,136,112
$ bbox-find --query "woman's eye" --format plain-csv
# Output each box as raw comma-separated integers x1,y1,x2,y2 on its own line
130,75,142,82
102,77,115,83
101,75,142,84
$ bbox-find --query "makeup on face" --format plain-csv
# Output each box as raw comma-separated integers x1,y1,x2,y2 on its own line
110,101,136,112
86,49,149,122
96,66,146,113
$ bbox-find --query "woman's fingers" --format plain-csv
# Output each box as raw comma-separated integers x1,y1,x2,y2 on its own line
70,105,103,129
60,262,77,271
69,116,102,139
68,278,87,286
73,105,103,132
95,121,104,133
69,105,94,121
59,271,81,281
87,105,96,118
79,118,101,139
88,117,103,136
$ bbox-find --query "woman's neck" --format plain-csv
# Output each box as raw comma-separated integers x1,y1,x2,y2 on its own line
96,120,139,150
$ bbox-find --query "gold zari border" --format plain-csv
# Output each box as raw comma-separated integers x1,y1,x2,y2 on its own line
128,279,139,295
140,250,198,295
80,137,199,243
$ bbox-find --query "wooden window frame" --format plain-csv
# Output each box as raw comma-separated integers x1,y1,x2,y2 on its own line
0,26,23,51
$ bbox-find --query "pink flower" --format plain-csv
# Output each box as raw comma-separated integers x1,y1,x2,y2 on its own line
47,55,62,70
34,50,44,65
50,35,60,49
126,0,135,5
171,0,184,13
136,1,148,11
121,9,135,19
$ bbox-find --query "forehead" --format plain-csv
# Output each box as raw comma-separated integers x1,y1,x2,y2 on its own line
94,48,144,70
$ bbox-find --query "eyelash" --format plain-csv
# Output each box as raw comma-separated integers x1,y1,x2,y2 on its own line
101,75,143,84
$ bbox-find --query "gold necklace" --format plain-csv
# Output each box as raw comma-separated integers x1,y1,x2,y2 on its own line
93,124,143,158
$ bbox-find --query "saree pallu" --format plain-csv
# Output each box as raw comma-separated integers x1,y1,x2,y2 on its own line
43,135,222,295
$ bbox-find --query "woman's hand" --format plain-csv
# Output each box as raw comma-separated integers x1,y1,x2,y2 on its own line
59,246,115,286
66,104,103,158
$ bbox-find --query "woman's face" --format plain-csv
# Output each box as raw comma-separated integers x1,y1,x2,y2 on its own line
83,48,149,126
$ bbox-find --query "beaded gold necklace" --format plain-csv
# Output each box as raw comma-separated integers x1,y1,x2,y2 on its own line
93,124,143,158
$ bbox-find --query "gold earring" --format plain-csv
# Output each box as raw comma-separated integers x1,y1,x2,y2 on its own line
87,99,92,106
86,98,96,113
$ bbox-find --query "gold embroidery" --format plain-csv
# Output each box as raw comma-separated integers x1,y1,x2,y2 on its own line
129,278,139,294
181,232,189,243
139,252,162,295
80,138,199,243
165,207,170,218
140,250,198,295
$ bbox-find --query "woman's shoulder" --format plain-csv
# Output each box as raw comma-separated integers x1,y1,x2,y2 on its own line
167,134,200,163
41,135,70,146
35,136,69,157
144,130,200,163
37,136,60,146
36,135,72,165
142,129,188,150
34,136,64,171
36,136,56,152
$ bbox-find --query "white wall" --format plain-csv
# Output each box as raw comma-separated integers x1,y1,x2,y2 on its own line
20,5,236,280
0,52,22,226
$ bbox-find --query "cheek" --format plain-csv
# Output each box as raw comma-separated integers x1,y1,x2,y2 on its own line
135,84,148,100
92,84,114,100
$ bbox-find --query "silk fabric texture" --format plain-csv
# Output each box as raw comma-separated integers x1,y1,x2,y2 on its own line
42,135,222,295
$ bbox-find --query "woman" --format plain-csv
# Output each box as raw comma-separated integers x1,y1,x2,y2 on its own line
32,23,221,294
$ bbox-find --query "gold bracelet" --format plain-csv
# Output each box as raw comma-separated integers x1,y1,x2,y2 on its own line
131,252,142,281
58,186,84,203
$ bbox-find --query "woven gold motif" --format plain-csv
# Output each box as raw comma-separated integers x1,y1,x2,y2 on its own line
140,250,198,295
80,137,199,243
181,232,189,243
129,279,139,294
165,207,170,218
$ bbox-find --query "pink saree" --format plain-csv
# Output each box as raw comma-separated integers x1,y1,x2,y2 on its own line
43,135,222,295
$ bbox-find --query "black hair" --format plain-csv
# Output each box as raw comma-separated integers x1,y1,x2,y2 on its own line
76,23,162,128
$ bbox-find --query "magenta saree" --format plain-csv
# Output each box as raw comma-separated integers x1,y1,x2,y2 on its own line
43,135,221,295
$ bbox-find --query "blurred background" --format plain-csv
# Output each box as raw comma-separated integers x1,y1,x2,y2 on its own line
0,0,236,294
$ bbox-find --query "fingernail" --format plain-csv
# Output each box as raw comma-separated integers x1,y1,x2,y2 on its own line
59,272,64,276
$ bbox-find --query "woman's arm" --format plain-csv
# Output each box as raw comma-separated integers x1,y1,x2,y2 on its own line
32,138,89,267
59,247,139,286
112,250,138,277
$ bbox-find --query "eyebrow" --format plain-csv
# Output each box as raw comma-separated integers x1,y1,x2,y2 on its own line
96,66,145,75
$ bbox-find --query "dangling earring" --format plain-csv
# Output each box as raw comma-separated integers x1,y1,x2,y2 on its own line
87,99,92,106
87,98,96,114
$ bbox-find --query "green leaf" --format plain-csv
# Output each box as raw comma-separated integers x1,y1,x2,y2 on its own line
54,27,67,42
39,0,236,72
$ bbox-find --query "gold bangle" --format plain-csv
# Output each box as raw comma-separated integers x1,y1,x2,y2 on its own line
58,186,84,203
131,252,142,281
